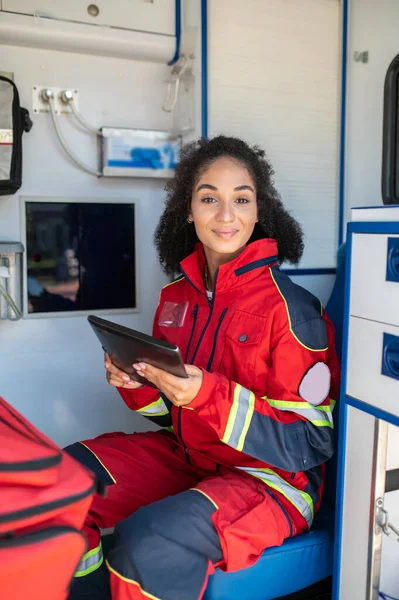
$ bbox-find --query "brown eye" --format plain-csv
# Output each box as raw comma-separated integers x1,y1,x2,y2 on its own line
235,197,250,204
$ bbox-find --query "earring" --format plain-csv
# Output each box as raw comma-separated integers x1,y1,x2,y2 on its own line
187,219,192,224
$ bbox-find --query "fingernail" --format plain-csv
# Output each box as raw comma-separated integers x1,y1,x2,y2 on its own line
127,380,137,385
122,375,130,382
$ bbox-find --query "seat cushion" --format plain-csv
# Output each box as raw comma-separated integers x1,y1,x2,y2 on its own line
203,504,335,600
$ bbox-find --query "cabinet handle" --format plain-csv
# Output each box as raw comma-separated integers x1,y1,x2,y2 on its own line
382,333,399,381
386,237,399,282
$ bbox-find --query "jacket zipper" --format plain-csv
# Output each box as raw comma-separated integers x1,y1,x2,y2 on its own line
206,308,228,371
190,269,219,364
265,488,293,537
0,480,97,525
184,304,199,363
177,407,191,464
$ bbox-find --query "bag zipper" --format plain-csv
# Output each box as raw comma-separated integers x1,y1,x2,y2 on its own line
265,488,293,537
0,480,97,526
0,525,86,548
206,308,228,371
0,414,62,472
184,304,199,363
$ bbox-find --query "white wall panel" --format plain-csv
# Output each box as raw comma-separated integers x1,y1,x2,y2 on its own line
208,0,340,269
0,44,175,446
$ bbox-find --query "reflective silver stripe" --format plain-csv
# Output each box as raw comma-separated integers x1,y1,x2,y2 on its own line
238,466,314,528
222,385,255,451
75,545,103,577
137,397,169,417
281,406,333,427
228,387,251,448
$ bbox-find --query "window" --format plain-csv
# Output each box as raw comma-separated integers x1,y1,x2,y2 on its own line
24,199,136,314
382,54,399,205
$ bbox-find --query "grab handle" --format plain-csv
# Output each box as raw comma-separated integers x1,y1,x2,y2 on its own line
386,238,399,282
382,333,399,381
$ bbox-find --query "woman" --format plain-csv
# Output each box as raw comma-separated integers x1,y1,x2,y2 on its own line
67,136,340,600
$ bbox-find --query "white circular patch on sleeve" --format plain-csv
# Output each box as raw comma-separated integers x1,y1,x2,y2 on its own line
298,362,331,406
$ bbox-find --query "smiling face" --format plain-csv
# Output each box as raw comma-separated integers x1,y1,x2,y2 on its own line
189,156,258,266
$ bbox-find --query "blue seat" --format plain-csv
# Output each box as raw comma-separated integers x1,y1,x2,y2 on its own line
204,504,335,600
204,248,346,600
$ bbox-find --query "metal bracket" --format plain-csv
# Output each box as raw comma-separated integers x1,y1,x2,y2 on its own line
376,498,399,542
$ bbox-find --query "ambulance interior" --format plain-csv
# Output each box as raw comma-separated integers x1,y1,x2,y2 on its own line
0,1,398,599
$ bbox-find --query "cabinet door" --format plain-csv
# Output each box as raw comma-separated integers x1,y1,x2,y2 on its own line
350,233,399,328
346,316,399,419
2,0,176,36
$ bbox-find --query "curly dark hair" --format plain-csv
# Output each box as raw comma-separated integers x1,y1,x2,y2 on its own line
154,135,304,274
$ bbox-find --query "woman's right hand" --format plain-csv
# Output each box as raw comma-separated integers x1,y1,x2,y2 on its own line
104,353,143,389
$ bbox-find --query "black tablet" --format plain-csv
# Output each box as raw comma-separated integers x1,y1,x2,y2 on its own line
88,315,187,389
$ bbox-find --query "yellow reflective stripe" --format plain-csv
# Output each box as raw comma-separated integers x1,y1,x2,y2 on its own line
189,488,219,510
239,466,314,528
137,397,169,417
79,442,116,484
292,333,328,352
330,398,337,408
158,276,184,302
263,396,333,428
269,269,328,352
270,269,292,329
222,385,241,444
162,276,184,290
311,419,333,427
264,397,332,412
75,543,103,577
106,560,161,600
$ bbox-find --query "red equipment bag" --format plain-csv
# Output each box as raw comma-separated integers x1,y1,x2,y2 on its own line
0,396,99,599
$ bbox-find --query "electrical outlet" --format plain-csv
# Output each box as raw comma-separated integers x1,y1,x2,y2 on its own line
32,86,79,115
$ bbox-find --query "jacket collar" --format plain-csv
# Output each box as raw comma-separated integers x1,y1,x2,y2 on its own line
179,238,279,295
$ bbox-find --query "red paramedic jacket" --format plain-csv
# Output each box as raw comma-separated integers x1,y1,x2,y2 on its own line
119,239,340,533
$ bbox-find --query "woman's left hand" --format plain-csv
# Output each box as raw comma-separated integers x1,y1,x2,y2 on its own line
132,362,203,406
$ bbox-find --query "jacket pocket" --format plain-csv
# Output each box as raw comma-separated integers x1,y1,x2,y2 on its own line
220,310,267,388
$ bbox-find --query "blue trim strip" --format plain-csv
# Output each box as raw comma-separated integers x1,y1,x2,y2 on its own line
345,395,399,428
235,255,278,276
352,205,399,210
282,268,337,276
348,222,399,234
168,0,182,65
332,228,353,600
201,0,208,138
338,0,349,247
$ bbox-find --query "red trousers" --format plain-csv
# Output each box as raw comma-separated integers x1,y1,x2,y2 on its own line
67,430,296,600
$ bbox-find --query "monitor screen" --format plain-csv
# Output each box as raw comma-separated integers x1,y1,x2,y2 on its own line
25,201,136,314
